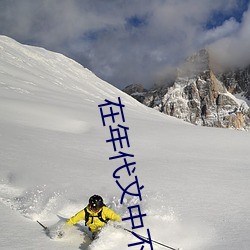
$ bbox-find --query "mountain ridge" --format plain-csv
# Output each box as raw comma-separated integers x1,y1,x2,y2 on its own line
123,49,250,130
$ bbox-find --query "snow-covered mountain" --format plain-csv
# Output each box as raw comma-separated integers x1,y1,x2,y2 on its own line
124,49,250,130
0,36,250,250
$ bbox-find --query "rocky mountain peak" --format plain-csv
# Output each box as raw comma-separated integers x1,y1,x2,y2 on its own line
177,48,210,78
123,49,250,130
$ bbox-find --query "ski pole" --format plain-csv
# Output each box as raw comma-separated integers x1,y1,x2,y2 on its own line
37,220,48,231
123,227,181,250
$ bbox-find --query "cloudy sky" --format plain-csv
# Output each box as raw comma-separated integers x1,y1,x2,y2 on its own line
0,0,249,89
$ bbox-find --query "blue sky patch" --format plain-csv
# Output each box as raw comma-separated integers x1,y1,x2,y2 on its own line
206,0,249,29
126,15,148,28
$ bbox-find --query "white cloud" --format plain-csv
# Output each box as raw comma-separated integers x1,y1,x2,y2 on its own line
199,17,240,46
0,0,249,88
209,5,250,68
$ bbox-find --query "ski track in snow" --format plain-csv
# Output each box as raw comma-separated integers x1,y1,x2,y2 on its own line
0,181,62,221
0,179,213,250
0,181,96,249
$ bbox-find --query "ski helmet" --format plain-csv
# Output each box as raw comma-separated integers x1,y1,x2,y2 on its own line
89,195,104,211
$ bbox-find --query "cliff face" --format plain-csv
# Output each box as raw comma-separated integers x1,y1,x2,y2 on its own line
218,66,250,99
123,49,250,130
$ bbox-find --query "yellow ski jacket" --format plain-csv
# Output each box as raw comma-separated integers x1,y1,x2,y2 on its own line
67,206,121,233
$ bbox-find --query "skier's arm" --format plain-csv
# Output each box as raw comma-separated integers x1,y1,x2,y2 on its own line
104,207,122,222
67,209,85,225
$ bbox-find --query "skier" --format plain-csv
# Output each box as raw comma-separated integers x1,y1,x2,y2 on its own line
66,194,121,239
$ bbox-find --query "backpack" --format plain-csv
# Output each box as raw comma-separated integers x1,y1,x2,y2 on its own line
84,206,109,226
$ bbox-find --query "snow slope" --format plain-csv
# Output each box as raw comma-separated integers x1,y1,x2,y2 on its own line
0,35,250,250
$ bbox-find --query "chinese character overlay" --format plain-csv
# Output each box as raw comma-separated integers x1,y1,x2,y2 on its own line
109,151,136,178
128,229,153,250
98,97,125,126
98,97,153,249
122,205,147,229
106,124,130,151
116,176,144,204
